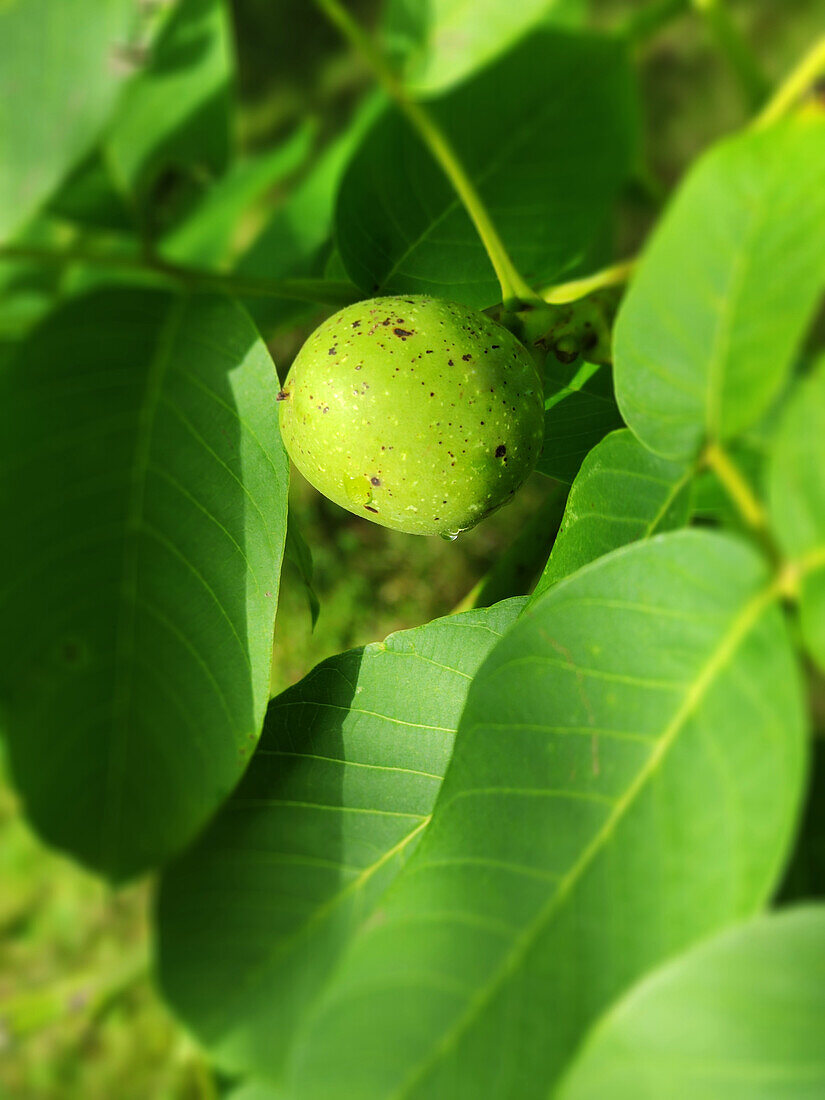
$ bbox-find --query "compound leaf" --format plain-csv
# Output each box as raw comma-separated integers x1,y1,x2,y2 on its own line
557,906,825,1100
287,531,806,1100
336,31,639,308
157,600,524,1080
533,429,692,600
0,288,288,880
614,116,825,460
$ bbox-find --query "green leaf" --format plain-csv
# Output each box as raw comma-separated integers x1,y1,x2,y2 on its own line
236,94,383,337
336,31,639,308
556,906,825,1100
0,0,134,241
471,486,567,609
0,288,289,880
614,115,825,460
384,0,585,96
105,0,234,213
779,738,825,903
767,360,825,671
156,599,524,1080
533,429,692,600
285,513,320,629
286,531,806,1100
159,122,316,267
536,360,625,485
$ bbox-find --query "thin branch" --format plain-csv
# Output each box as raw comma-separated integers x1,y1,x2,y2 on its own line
0,244,360,306
313,0,540,308
754,33,825,129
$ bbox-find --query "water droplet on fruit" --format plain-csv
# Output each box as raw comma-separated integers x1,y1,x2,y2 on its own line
440,531,459,542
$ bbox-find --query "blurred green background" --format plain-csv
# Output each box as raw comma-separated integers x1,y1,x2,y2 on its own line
1,0,822,1096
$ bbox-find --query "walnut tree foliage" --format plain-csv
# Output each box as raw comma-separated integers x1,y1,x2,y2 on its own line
1,0,825,1096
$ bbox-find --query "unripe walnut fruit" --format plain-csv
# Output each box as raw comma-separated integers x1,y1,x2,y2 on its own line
278,295,544,537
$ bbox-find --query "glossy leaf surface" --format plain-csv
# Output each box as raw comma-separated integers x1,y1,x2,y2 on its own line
533,429,691,599
614,116,825,460
0,288,289,879
157,600,524,1079
336,32,638,308
287,532,806,1099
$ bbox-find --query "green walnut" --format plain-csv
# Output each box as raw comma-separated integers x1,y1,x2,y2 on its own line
278,295,544,537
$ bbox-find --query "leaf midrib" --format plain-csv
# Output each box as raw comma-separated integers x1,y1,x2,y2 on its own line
391,578,778,1099
102,297,186,872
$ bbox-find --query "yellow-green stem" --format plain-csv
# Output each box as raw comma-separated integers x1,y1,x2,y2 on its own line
755,33,825,129
541,258,637,304
313,0,540,308
703,441,768,532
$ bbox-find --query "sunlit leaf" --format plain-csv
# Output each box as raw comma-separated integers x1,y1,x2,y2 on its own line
557,907,825,1100
106,0,234,213
384,0,585,96
0,0,133,241
0,288,288,880
533,429,691,599
614,116,825,460
286,531,806,1099
157,600,524,1079
336,31,639,308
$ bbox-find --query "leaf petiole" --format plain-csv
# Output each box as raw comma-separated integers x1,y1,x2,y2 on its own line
754,33,825,129
313,0,541,309
702,440,768,533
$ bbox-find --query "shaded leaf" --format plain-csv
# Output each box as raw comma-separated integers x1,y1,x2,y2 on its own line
236,94,383,337
156,599,524,1079
533,429,691,600
557,907,825,1100
160,122,316,267
614,116,825,460
536,360,624,485
779,738,825,903
287,531,806,1100
0,288,288,880
105,0,234,215
0,0,133,241
285,512,320,629
767,360,825,671
384,0,585,96
336,31,639,308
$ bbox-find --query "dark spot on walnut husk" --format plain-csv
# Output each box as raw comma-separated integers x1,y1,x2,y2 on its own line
328,347,337,355
462,354,472,361
276,390,289,401
364,505,378,513
496,444,507,458
393,328,413,338
371,476,381,486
